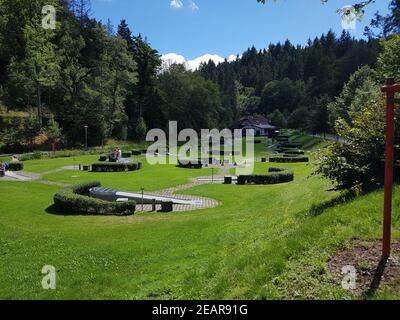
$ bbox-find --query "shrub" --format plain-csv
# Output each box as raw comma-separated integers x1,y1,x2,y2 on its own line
53,182,135,216
270,156,309,163
209,150,241,156
98,156,107,162
178,159,202,169
237,168,294,185
122,152,131,158
278,149,305,155
132,150,142,156
276,137,289,142
91,162,142,172
6,162,24,171
19,151,42,161
278,143,303,149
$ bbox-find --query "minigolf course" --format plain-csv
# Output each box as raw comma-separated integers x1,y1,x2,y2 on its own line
89,186,203,206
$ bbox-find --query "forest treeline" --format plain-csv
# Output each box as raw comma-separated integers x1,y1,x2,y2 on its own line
0,0,398,151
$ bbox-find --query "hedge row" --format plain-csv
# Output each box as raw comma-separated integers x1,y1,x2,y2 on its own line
278,143,303,149
6,162,24,171
270,156,309,163
91,162,142,172
53,182,136,216
278,149,305,155
209,150,241,156
237,168,294,185
132,149,147,156
178,159,202,169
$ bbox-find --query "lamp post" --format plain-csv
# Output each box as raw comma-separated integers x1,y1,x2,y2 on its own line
141,187,145,212
84,125,88,150
381,78,400,259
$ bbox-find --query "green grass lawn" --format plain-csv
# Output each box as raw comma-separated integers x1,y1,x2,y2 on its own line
0,136,399,299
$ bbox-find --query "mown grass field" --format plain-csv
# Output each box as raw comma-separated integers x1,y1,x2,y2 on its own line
0,136,399,299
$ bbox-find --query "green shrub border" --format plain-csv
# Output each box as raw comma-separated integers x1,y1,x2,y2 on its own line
91,162,142,172
53,181,136,216
278,149,305,155
178,159,203,169
270,156,309,163
6,162,24,171
278,143,303,149
237,167,294,185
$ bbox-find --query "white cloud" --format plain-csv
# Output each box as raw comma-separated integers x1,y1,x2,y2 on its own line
228,54,241,62
189,1,199,11
170,0,183,9
161,53,241,72
187,54,225,71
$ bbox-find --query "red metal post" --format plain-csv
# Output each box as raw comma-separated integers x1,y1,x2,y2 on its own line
381,79,400,258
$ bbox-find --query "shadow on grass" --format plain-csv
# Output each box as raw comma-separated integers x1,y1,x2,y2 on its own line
308,189,357,217
364,256,388,298
46,204,69,216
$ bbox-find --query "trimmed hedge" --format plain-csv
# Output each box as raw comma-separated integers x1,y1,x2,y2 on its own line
132,150,142,156
209,150,241,156
178,157,218,168
98,155,107,162
53,181,135,216
91,162,142,172
278,143,303,149
122,152,132,158
270,156,309,163
6,162,24,171
237,168,294,185
178,159,202,169
279,149,305,155
276,137,289,142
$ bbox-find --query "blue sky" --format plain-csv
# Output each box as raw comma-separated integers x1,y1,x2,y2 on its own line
92,0,389,62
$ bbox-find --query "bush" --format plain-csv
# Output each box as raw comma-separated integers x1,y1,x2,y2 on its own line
270,156,309,163
209,150,241,156
178,159,202,169
53,182,135,216
278,149,305,155
276,137,289,142
122,152,131,158
6,162,24,171
91,162,142,172
237,168,294,185
98,156,107,162
19,151,42,161
278,143,303,149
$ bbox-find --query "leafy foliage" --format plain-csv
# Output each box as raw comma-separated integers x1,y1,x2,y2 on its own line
237,167,294,185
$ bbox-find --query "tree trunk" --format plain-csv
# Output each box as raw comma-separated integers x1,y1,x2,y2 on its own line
37,85,42,127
